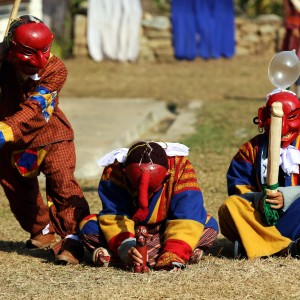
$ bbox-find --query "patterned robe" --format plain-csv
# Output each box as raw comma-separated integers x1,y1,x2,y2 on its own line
0,55,90,243
219,134,300,258
80,155,218,264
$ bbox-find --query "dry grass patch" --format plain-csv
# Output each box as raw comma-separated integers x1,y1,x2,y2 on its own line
0,173,298,299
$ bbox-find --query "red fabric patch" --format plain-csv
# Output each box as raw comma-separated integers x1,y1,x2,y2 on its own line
108,231,135,255
163,239,192,261
13,149,38,175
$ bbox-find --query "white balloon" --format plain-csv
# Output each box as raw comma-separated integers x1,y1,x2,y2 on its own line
268,50,300,89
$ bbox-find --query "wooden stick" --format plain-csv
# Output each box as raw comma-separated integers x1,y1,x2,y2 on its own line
4,0,22,37
266,101,284,195
1,0,21,71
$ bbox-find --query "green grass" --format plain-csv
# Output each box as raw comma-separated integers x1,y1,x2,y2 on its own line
184,100,260,152
177,99,264,222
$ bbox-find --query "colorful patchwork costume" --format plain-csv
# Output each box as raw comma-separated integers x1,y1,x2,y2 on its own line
0,15,90,264
219,89,300,259
80,141,218,270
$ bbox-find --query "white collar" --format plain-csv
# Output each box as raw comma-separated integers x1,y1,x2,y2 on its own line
97,142,189,167
30,73,41,81
262,145,300,177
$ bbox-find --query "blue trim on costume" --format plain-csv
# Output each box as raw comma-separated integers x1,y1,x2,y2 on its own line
98,180,133,218
227,160,254,195
80,218,99,235
30,94,48,110
205,215,219,232
276,198,300,240
29,86,56,122
18,151,37,171
0,131,5,148
144,187,163,222
168,189,207,225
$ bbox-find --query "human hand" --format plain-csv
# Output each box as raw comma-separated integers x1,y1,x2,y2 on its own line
259,191,284,212
265,191,284,209
154,251,185,271
126,246,143,267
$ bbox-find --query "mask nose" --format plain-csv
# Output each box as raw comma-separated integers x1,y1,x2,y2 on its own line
30,51,48,69
281,116,289,136
133,171,150,223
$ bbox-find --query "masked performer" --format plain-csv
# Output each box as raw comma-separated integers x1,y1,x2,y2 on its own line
219,89,300,259
79,141,218,271
0,15,90,264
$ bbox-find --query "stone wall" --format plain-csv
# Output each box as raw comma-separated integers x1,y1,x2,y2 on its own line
73,13,284,62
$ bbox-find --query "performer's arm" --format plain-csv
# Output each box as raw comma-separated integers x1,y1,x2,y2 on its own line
156,158,206,269
0,57,66,148
98,165,135,255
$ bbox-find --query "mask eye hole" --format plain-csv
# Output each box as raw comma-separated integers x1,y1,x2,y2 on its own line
41,43,52,54
14,43,36,56
287,114,298,120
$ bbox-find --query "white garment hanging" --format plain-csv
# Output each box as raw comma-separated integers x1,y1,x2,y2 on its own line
87,0,142,62
87,0,103,61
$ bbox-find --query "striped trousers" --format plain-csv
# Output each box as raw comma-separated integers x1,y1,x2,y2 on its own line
80,215,218,267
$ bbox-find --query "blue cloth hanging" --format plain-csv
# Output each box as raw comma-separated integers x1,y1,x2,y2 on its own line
171,0,197,60
171,0,235,60
195,0,215,59
214,0,235,58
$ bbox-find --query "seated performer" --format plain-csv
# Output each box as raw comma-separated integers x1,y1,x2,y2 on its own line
218,89,300,259
79,141,218,271
0,15,90,264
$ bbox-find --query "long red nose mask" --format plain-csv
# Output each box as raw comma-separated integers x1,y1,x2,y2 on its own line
125,163,167,223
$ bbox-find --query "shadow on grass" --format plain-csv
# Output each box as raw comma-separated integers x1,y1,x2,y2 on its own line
0,237,240,266
0,240,55,263
206,237,235,259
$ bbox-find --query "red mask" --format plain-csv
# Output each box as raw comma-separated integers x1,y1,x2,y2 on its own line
126,163,167,194
7,22,53,75
257,90,300,148
125,162,168,223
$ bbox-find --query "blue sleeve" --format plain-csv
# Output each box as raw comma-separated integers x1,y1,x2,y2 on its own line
227,159,255,195
168,189,207,226
98,180,133,218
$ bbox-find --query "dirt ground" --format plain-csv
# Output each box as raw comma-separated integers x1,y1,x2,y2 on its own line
61,53,276,104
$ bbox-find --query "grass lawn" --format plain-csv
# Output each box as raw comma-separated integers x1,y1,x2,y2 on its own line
1,53,300,300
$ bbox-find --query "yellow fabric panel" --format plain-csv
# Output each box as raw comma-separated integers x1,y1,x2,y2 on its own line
164,219,204,250
0,122,14,142
148,195,161,224
235,184,256,194
221,196,291,259
99,214,135,243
